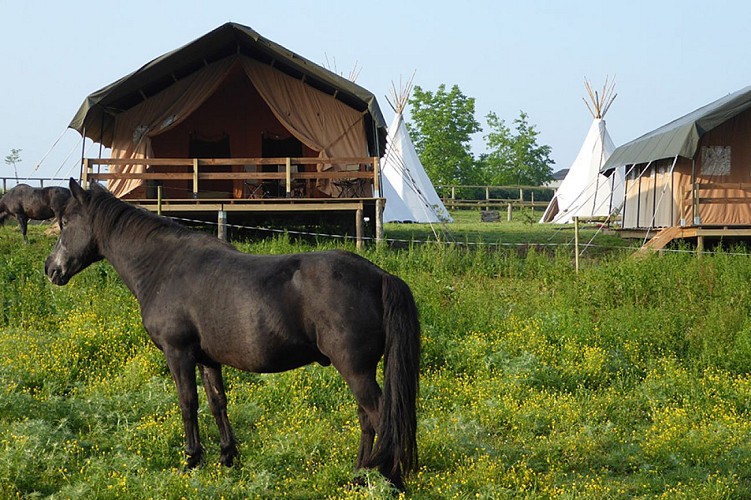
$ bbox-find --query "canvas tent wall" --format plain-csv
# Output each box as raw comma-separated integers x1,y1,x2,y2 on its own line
69,22,388,199
541,79,623,223
601,85,751,229
381,79,451,223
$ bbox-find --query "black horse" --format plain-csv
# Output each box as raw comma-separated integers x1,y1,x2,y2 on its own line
45,179,420,490
0,184,72,242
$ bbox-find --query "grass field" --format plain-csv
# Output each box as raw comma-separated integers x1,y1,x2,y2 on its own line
1,215,750,498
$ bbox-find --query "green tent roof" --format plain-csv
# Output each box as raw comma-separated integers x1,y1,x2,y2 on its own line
69,22,387,153
602,85,751,172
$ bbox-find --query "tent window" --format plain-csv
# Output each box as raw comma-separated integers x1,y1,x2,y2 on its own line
701,146,731,176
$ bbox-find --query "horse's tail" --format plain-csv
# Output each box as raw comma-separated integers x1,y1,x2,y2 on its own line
368,273,420,485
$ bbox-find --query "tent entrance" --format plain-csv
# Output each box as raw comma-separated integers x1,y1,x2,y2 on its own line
189,132,232,196
262,135,303,197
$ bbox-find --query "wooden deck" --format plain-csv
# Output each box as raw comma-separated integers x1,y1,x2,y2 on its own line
635,225,751,255
81,156,385,247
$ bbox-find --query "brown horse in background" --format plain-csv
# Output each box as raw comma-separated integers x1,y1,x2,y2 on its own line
0,184,72,242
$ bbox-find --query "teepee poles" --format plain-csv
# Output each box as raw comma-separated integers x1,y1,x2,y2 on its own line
583,76,617,119
385,70,416,114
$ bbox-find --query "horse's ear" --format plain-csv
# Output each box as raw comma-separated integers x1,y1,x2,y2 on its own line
69,178,90,204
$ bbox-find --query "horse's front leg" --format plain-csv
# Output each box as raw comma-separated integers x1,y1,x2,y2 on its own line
198,363,238,466
165,350,203,468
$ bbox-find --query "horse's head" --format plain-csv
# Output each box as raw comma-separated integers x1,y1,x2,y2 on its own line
45,179,104,286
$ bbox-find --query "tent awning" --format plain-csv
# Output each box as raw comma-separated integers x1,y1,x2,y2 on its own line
69,22,387,154
601,85,751,172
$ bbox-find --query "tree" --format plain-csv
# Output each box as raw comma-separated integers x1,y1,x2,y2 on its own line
407,84,482,185
4,148,22,181
481,111,554,186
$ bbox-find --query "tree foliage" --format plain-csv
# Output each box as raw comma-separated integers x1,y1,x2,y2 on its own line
480,111,554,186
407,84,482,185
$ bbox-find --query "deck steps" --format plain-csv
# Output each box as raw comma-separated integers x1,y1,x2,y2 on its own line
635,226,684,255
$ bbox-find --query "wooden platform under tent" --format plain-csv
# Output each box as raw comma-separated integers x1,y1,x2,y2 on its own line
82,156,385,247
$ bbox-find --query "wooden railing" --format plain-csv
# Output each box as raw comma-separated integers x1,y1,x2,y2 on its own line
436,184,554,210
1,177,69,191
82,156,381,199
680,182,751,225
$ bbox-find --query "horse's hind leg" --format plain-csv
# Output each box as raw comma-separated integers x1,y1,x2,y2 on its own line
16,214,28,243
164,350,203,468
341,371,382,470
356,403,377,469
198,363,238,466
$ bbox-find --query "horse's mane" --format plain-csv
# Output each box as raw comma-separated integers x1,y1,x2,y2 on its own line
87,187,231,249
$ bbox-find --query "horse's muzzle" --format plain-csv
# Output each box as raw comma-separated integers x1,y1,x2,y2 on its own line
45,259,70,286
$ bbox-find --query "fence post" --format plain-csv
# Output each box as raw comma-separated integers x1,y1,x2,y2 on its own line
574,216,580,274
217,210,227,241
375,199,384,245
485,186,490,209
356,207,364,250
507,203,512,222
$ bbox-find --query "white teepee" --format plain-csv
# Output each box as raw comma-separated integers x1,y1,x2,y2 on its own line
540,78,624,223
381,77,452,223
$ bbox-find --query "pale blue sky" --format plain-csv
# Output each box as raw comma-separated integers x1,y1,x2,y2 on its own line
2,0,750,181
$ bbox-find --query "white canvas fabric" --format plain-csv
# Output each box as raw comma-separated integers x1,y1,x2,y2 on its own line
381,113,451,223
541,119,622,223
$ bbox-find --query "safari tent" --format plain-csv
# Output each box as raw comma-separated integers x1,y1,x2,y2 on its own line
602,85,751,234
69,22,388,202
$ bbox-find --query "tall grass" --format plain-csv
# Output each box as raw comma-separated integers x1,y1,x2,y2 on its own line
1,224,750,498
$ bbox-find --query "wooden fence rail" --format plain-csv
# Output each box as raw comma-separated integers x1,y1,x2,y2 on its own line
436,184,555,210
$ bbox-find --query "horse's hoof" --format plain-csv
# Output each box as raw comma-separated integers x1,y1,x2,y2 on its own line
219,445,238,467
185,453,203,469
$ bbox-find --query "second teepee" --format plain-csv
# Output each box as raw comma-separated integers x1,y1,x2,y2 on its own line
540,78,623,223
381,76,452,223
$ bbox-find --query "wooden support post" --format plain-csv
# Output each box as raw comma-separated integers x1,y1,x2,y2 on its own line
82,158,90,188
285,157,292,198
355,207,364,250
574,216,580,274
217,210,227,241
451,186,456,210
373,157,381,197
507,203,512,222
375,198,384,245
157,186,162,216
193,158,199,198
696,235,704,257
485,187,490,209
